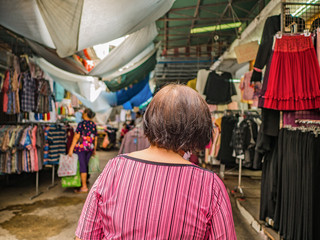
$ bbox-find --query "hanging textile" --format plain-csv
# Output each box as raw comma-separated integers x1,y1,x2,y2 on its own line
116,75,149,105
105,52,157,92
0,0,174,57
35,57,106,102
89,23,158,77
125,81,153,109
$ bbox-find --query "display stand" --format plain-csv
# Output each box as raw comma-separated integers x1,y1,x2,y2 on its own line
234,156,245,197
30,171,43,200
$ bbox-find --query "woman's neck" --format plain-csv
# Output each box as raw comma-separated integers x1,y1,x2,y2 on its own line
128,145,193,165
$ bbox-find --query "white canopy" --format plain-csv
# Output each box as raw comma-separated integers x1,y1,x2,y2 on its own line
0,0,174,57
89,22,158,77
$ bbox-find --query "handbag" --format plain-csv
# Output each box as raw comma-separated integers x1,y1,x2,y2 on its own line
88,155,100,174
102,134,110,148
58,153,78,177
61,161,81,188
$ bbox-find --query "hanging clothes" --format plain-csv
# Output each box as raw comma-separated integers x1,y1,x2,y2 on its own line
119,126,150,154
2,70,10,113
240,71,254,104
203,71,236,105
196,69,210,99
46,124,66,164
217,115,238,166
231,118,259,168
260,35,320,111
251,15,305,83
261,128,320,240
35,79,53,113
20,72,37,112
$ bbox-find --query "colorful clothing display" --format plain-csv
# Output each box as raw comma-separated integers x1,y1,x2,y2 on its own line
0,125,45,174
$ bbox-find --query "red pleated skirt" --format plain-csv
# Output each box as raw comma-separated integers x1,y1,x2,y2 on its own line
261,35,320,110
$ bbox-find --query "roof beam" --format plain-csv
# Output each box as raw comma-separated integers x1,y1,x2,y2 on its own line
167,0,255,12
187,0,202,46
164,13,169,50
170,12,194,18
164,42,230,49
232,4,251,15
158,17,251,21
159,33,236,37
168,2,227,12
200,8,221,17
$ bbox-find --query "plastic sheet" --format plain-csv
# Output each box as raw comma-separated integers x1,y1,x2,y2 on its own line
0,0,174,57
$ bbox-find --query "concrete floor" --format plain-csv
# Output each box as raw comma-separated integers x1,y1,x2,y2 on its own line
0,151,265,240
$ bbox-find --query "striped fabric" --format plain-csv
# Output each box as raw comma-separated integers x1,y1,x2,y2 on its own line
46,125,66,164
76,155,236,240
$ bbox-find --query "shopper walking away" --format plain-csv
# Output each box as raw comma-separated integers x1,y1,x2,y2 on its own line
68,108,97,193
75,85,236,239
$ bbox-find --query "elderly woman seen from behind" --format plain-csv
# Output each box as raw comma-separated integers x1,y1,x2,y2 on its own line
75,84,236,240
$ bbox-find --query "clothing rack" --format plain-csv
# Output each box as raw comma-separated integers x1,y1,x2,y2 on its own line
0,121,67,199
295,119,320,125
215,110,261,198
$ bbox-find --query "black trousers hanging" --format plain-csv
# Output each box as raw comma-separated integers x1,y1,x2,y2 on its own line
262,129,320,240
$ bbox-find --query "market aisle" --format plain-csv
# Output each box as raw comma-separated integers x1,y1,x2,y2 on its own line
0,150,118,240
0,150,263,240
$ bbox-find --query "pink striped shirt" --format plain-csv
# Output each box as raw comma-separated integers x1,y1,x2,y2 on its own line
76,155,236,239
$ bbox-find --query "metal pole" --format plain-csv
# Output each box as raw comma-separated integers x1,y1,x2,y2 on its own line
238,158,244,196
30,171,43,200
48,165,57,190
281,1,284,33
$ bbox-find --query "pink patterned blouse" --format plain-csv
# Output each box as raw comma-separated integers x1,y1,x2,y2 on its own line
76,155,236,240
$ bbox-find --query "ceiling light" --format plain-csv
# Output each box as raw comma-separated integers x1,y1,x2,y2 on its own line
191,22,242,34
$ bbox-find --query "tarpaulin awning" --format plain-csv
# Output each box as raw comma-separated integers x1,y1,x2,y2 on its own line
26,23,158,78
116,75,150,105
123,80,153,110
89,23,157,77
105,51,157,92
0,0,174,57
